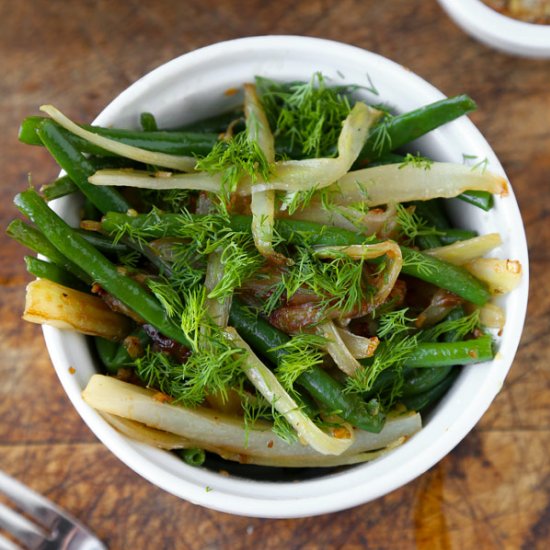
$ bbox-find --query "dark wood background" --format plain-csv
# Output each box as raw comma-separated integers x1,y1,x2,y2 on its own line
1,1,548,548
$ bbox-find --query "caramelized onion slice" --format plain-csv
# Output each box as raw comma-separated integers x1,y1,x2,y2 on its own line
318,320,365,376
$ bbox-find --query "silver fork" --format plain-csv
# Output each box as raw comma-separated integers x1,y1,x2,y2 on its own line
0,470,106,550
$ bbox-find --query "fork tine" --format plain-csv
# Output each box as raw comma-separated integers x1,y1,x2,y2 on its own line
0,472,107,550
0,502,45,549
0,471,62,530
0,531,22,550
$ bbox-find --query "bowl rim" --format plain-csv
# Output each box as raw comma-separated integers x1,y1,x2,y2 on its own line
43,35,529,518
438,0,550,57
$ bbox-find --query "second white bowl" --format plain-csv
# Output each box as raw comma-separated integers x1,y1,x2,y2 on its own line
438,0,550,57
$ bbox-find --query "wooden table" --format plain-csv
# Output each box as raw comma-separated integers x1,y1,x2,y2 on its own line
1,1,548,548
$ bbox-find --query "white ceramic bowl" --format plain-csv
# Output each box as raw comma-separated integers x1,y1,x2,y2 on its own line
438,0,550,57
44,36,528,518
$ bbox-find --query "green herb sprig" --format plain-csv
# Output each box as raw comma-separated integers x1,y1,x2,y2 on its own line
395,203,444,245
256,73,353,159
195,131,271,201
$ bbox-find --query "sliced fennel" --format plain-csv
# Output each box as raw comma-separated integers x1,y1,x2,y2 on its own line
464,258,522,294
88,160,506,209
204,251,231,327
100,413,413,468
40,105,198,172
245,83,285,262
224,327,353,455
242,101,382,194
99,411,194,450
315,162,508,207
477,302,505,330
83,374,422,463
287,203,399,237
425,233,502,265
89,169,221,192
24,279,131,340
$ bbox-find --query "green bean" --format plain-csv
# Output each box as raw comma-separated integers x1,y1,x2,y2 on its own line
441,307,467,343
37,120,130,214
7,219,92,284
400,247,490,306
228,298,385,432
361,363,455,401
100,211,206,240
298,368,385,432
357,95,477,163
82,197,100,221
14,189,189,346
412,199,450,230
406,202,439,249
457,190,493,211
439,229,478,245
21,116,219,158
24,256,88,291
402,336,493,368
75,229,130,256
230,215,371,248
174,108,244,133
362,367,406,398
366,152,404,167
404,199,446,249
360,335,490,397
83,212,171,272
401,369,460,411
40,175,77,201
411,201,479,246
140,112,158,132
101,213,491,305
401,365,454,396
292,389,320,420
177,448,206,467
416,233,443,251
365,308,473,399
19,116,49,145
227,298,290,364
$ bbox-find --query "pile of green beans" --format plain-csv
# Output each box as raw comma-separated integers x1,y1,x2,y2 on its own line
9,85,499,444
12,189,493,424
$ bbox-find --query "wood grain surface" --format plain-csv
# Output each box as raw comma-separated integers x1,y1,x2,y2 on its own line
0,1,548,548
